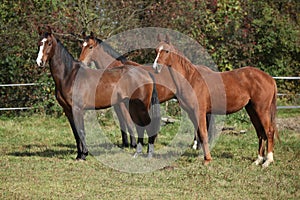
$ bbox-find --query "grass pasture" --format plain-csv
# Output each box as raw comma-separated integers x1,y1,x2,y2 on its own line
0,109,299,199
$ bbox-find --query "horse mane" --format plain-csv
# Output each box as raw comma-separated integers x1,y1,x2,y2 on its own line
55,40,78,77
95,38,127,64
173,50,196,74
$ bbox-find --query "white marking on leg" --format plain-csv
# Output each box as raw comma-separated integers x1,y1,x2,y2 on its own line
147,144,154,158
262,152,274,168
254,155,264,165
133,143,143,158
36,38,47,66
192,140,198,150
153,46,163,71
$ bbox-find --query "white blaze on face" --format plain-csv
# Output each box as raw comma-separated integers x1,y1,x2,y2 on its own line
83,42,88,47
152,45,163,71
36,38,47,66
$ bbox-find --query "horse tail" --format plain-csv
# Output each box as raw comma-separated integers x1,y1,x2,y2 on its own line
148,72,161,136
271,81,280,142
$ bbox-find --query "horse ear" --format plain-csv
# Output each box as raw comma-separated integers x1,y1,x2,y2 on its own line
82,31,86,38
37,26,43,36
165,34,171,44
47,26,52,35
78,41,83,48
90,32,94,39
157,33,163,42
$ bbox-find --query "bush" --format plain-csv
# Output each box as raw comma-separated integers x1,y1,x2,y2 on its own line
0,0,299,116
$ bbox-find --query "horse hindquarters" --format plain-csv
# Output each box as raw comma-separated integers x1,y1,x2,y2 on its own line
262,84,279,167
246,82,278,167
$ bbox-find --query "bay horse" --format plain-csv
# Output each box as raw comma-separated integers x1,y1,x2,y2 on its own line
79,32,140,148
36,28,160,160
78,32,216,151
153,35,279,167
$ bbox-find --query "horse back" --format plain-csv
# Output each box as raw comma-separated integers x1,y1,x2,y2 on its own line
86,66,154,108
221,67,276,110
227,67,276,94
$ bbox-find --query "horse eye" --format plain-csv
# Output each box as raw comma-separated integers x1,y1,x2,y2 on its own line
89,46,93,49
48,42,52,46
165,50,169,53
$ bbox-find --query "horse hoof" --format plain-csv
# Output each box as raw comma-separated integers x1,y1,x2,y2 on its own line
147,153,153,159
262,160,273,168
192,144,197,150
147,144,154,159
133,143,143,158
133,152,141,158
203,160,211,166
76,152,88,161
192,140,198,150
75,156,86,161
253,156,264,165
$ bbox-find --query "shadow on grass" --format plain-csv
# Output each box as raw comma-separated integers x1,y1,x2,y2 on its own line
8,143,76,159
8,142,133,159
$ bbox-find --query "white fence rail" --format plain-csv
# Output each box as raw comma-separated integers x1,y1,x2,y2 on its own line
1,77,299,111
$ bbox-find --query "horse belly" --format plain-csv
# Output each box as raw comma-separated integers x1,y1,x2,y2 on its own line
225,94,250,114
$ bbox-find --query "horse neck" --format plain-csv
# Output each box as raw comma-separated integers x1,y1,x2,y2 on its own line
92,45,119,69
171,54,197,80
49,42,77,85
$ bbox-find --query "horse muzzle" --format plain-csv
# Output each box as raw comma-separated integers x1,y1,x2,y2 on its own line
153,63,164,73
36,60,46,67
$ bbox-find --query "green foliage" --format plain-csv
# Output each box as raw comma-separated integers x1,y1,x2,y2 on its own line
224,109,250,128
0,0,299,116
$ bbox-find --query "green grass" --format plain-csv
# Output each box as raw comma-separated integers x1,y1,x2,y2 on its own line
0,111,299,199
277,108,300,118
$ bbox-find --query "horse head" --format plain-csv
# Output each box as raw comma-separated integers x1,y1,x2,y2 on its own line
79,32,99,66
36,26,57,67
153,34,177,73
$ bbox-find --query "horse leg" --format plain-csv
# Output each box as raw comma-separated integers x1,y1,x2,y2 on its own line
145,119,159,158
147,133,157,158
192,130,198,150
197,113,212,165
193,114,214,150
256,110,274,168
133,126,145,158
119,102,137,148
64,110,83,160
72,106,88,160
114,104,129,148
245,104,266,165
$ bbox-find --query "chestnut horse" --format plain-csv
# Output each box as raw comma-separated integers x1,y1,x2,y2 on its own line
153,36,279,167
36,29,160,160
78,32,215,151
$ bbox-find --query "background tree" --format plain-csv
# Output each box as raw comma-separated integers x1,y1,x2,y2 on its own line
0,0,299,116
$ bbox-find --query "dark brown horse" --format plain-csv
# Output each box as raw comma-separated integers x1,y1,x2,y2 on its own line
36,28,160,160
78,33,216,150
153,36,279,167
